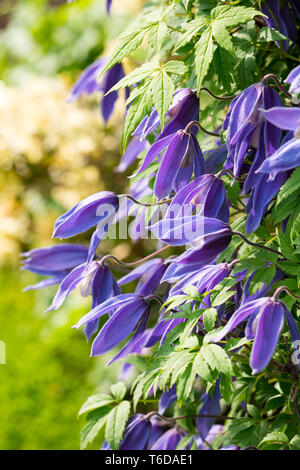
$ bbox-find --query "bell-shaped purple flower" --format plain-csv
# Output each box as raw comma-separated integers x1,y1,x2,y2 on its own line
45,260,101,312
73,293,152,356
53,191,119,239
159,385,177,414
115,136,146,173
164,174,229,223
285,64,300,95
21,243,89,291
260,0,297,51
151,428,187,450
84,264,120,341
134,88,199,142
119,414,151,450
118,258,168,296
257,107,300,177
169,263,231,297
197,382,221,441
137,128,204,200
21,243,88,276
147,417,167,449
69,59,125,123
210,297,300,374
106,0,112,15
224,84,282,178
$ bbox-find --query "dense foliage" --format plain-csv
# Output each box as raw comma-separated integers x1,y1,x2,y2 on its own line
23,0,300,450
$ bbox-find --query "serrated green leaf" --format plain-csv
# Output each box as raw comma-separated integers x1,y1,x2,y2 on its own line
211,5,262,26
111,382,127,402
212,20,233,52
290,435,300,450
201,343,232,377
257,26,289,42
195,26,214,90
203,308,217,332
122,83,153,149
259,432,289,446
78,394,114,416
163,60,188,75
105,401,131,450
151,70,175,129
108,62,158,93
175,18,209,50
80,407,111,449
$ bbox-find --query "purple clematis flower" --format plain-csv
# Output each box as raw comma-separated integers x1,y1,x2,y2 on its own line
147,417,167,449
197,382,221,442
257,107,300,177
224,83,282,179
119,414,152,450
53,191,119,265
134,88,199,142
136,127,204,200
169,263,231,297
84,264,120,341
21,243,88,276
115,136,146,173
159,385,177,414
285,64,300,95
69,59,125,123
210,297,300,374
44,260,118,314
73,293,153,356
118,258,168,295
21,243,89,291
150,215,232,268
164,173,229,223
260,0,297,51
106,0,112,15
151,428,188,450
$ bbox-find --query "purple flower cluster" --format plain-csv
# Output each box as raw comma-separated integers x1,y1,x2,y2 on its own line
22,30,300,449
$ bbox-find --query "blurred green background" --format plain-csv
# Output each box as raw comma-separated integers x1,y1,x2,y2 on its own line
0,0,142,449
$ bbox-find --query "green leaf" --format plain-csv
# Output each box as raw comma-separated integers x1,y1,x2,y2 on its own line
108,62,158,93
213,46,234,91
247,404,261,420
177,363,196,404
105,401,131,450
163,60,188,75
149,21,168,55
78,394,114,416
175,18,209,50
111,382,127,402
290,435,300,450
211,5,262,26
220,372,233,404
212,20,233,52
259,432,289,447
203,308,217,332
201,343,232,377
122,82,153,149
257,26,289,42
80,407,111,449
151,70,175,129
212,289,235,307
193,351,215,383
195,26,214,90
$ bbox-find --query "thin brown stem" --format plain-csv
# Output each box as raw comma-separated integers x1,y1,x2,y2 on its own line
184,120,221,137
145,411,235,422
199,86,237,101
232,231,282,256
100,245,170,268
120,194,172,207
262,74,292,99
